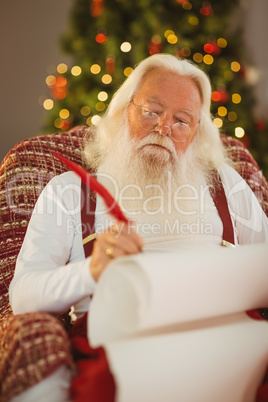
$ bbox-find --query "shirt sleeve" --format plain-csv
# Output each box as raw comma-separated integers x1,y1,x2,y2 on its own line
9,172,97,315
219,164,268,245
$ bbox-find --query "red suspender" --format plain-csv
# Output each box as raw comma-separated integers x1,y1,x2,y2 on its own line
80,172,235,255
209,173,235,246
80,180,97,258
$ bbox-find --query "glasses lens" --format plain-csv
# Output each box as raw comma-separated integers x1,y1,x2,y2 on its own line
139,111,160,131
171,123,191,142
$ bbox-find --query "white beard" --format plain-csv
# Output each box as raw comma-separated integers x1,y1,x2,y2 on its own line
96,128,220,243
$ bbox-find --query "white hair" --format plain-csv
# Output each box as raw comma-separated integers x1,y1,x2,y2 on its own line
83,53,230,171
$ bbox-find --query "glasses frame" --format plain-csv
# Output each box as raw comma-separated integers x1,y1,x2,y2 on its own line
131,100,200,143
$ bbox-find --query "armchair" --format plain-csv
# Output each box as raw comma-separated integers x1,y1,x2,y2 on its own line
0,126,267,401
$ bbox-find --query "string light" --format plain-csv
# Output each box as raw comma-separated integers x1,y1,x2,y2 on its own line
49,76,68,100
102,74,112,84
97,91,108,101
57,63,68,74
193,53,203,63
200,4,212,16
167,34,178,44
182,2,192,10
95,33,108,44
213,118,223,128
71,66,82,76
120,42,132,52
203,54,214,65
232,93,241,104
188,16,199,26
91,115,101,125
218,106,227,116
164,30,174,38
235,127,245,138
46,75,56,87
59,109,70,119
80,106,91,116
228,111,237,121
124,67,133,76
90,64,101,74
217,38,227,48
204,43,214,54
86,117,92,126
211,91,221,101
231,61,241,72
95,102,105,111
54,118,62,128
43,99,54,110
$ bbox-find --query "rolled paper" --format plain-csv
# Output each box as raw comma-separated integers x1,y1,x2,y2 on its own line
88,243,268,345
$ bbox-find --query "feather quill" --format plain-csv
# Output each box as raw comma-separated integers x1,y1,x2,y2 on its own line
52,151,129,223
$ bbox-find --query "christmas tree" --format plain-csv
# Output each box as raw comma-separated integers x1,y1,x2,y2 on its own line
42,0,268,177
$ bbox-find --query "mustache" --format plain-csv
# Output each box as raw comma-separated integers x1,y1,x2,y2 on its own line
135,133,177,157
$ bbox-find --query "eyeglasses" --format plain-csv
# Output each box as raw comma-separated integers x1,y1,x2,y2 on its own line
131,101,199,142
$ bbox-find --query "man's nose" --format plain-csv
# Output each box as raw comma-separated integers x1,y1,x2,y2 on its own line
157,124,171,137
157,113,173,136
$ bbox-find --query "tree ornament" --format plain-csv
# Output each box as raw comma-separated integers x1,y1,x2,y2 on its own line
200,2,213,16
106,57,115,74
148,37,163,55
90,0,105,17
50,76,68,100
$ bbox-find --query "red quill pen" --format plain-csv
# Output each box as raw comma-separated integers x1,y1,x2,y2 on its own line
52,152,129,223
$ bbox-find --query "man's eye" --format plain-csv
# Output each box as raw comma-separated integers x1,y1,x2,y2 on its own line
143,109,159,117
175,117,189,126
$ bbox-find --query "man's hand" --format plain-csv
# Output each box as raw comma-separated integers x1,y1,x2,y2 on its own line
90,223,144,281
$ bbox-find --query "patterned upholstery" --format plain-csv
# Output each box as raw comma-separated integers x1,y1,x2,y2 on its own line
0,126,267,400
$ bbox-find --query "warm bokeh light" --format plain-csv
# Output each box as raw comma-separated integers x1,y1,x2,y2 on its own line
57,63,68,74
218,106,227,116
164,30,174,38
90,64,101,74
95,33,107,44
95,102,105,111
101,74,112,84
54,118,62,128
231,61,241,72
193,53,203,63
43,99,54,110
46,75,56,87
80,106,91,116
203,54,214,65
120,42,132,52
59,109,70,119
71,66,82,76
124,67,133,76
213,118,223,128
91,115,101,125
97,91,108,101
217,38,227,48
167,34,178,44
182,1,192,10
204,43,214,54
188,16,199,26
228,111,237,122
180,47,191,57
235,127,245,138
232,93,242,104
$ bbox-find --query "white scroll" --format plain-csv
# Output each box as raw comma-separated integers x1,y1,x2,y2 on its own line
88,243,268,345
87,243,268,402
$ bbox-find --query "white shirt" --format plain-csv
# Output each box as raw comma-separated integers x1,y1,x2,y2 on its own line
9,164,268,317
